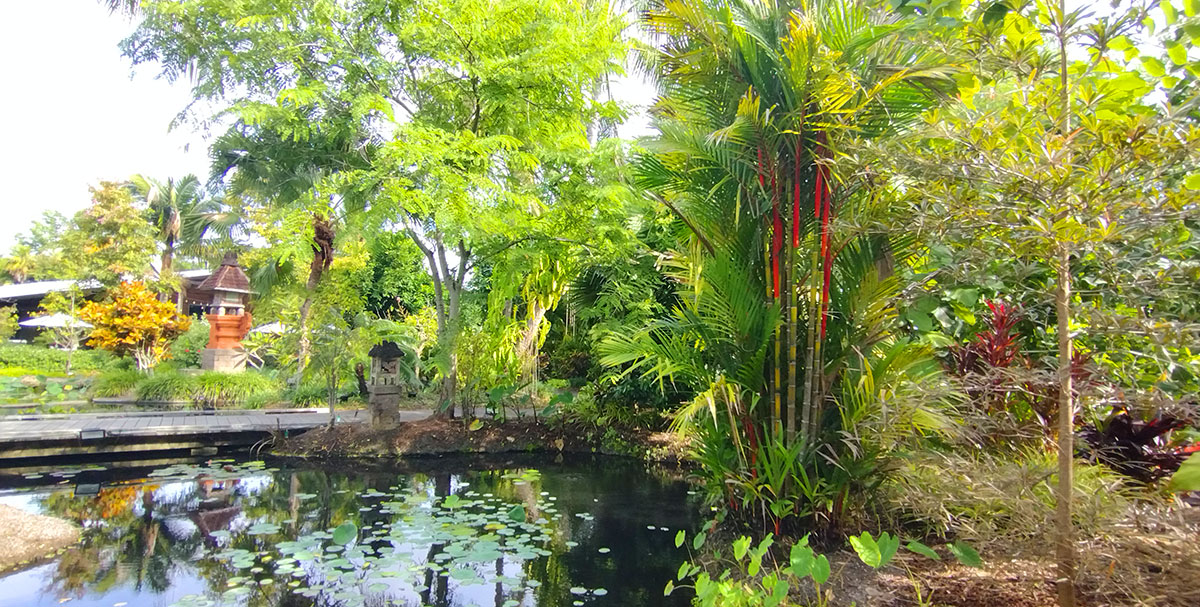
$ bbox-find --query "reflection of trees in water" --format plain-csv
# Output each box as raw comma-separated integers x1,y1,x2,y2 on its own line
39,483,203,598
24,460,694,607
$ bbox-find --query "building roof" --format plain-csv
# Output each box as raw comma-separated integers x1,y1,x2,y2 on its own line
0,279,103,302
196,252,251,294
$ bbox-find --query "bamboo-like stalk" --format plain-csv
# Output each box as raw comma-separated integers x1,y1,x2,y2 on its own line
786,169,799,444
771,153,783,436
801,148,824,442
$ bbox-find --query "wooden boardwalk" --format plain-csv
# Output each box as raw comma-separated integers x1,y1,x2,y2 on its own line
0,408,395,462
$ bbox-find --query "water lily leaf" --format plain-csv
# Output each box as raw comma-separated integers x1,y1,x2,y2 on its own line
507,504,526,522
331,522,358,545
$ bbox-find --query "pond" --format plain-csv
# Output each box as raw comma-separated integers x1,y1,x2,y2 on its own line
0,454,702,607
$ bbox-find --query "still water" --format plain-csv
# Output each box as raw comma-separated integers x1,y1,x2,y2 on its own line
0,455,700,607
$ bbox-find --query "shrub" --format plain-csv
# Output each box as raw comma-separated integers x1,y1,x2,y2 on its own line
194,371,279,408
92,369,143,398
0,306,18,341
0,343,115,374
544,334,594,380
288,383,329,407
169,319,210,368
135,370,199,402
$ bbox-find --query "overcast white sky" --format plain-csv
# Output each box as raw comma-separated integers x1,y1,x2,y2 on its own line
0,2,213,251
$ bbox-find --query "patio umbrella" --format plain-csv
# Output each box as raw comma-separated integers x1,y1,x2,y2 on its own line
18,313,92,329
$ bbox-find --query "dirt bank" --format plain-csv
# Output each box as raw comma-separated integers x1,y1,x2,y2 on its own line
0,504,79,573
274,417,689,462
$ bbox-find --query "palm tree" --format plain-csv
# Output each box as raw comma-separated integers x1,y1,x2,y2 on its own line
130,174,225,277
600,0,956,528
4,244,36,283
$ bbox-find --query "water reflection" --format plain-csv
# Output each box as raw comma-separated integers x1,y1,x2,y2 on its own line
1,456,698,607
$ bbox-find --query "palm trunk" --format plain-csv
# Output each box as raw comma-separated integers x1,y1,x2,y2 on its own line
292,214,335,387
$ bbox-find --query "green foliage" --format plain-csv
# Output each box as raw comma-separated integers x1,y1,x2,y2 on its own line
0,344,114,374
0,306,18,341
91,369,143,398
362,232,433,319
135,370,199,402
60,182,157,286
1168,453,1200,492
847,531,900,569
168,319,210,368
194,371,279,407
288,383,329,407
544,333,593,381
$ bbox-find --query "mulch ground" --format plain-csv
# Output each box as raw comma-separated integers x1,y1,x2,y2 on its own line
0,504,79,573
275,416,689,462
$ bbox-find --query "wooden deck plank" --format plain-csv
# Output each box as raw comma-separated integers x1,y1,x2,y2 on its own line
0,409,370,460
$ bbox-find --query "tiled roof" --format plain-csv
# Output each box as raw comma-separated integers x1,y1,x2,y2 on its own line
196,252,251,294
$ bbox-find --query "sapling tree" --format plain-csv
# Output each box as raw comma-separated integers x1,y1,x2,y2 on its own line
872,2,1200,603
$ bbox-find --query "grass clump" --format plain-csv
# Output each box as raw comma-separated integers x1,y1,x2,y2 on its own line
195,371,279,408
91,369,143,398
135,370,199,402
288,383,328,407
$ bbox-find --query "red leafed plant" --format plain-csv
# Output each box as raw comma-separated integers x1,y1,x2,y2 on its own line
950,299,1022,375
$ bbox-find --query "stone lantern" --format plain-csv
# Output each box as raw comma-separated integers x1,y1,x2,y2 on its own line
367,341,408,426
198,252,253,372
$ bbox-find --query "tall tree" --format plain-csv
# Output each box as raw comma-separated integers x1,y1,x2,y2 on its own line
61,182,157,286
601,0,956,531
124,0,629,409
130,174,230,302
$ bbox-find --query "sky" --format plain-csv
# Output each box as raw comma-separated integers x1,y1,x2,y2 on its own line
0,3,213,251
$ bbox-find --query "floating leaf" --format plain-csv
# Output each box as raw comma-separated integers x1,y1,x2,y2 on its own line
331,522,358,545
507,504,526,523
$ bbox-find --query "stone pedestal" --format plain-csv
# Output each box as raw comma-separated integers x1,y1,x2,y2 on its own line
202,348,247,372
368,385,402,427
201,314,252,372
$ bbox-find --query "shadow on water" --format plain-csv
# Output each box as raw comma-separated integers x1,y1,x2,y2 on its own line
0,454,701,607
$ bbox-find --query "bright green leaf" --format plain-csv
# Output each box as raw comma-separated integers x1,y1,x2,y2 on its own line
948,541,983,567
1168,453,1200,490
1142,56,1166,77
906,541,941,560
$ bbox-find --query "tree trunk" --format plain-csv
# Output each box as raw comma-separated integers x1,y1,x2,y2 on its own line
1054,243,1076,607
517,301,548,386
292,214,335,387
1053,7,1076,605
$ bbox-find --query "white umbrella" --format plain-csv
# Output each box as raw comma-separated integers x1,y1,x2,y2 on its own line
18,313,92,329
249,321,285,334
